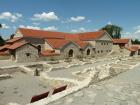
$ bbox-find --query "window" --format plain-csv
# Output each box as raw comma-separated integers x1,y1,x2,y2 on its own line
97,51,100,53
101,43,103,45
26,53,30,57
101,50,103,53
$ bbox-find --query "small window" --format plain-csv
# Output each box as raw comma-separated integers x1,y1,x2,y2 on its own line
101,43,103,45
97,51,100,53
26,53,30,57
107,43,108,45
101,50,103,53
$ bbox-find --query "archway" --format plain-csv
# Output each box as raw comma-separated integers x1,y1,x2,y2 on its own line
68,49,74,57
87,49,91,55
37,45,41,52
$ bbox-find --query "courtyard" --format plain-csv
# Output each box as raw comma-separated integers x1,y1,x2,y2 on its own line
0,54,140,105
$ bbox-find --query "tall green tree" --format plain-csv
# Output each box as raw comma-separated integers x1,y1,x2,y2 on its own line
101,24,122,39
132,39,140,44
0,24,5,46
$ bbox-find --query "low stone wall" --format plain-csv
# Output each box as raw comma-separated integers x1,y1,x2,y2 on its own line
40,55,62,61
0,55,10,60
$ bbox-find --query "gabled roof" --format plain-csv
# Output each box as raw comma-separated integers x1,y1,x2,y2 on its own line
78,30,106,41
125,45,139,52
65,34,80,41
0,44,10,50
74,41,89,49
131,45,139,51
18,28,67,39
125,46,136,52
46,39,70,49
6,37,23,43
113,38,130,44
7,41,29,50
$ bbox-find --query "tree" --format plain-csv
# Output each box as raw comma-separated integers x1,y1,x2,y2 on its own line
0,24,2,28
132,39,140,44
101,24,122,39
0,24,5,46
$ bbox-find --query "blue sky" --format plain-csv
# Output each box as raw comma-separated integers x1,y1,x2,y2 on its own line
0,0,140,39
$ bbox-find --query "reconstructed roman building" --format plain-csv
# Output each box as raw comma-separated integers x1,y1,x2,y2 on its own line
0,28,139,62
12,28,113,62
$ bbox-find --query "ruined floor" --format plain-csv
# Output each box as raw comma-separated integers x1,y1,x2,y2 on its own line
47,65,140,105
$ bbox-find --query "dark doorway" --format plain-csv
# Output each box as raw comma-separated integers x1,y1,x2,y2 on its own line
68,49,74,57
87,49,91,55
37,45,41,52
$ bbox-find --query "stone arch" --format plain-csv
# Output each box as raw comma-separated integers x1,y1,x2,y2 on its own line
68,49,74,57
87,49,91,55
37,45,41,52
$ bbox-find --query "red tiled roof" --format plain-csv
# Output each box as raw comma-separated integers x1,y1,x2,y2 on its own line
131,45,139,51
65,34,80,41
125,47,136,52
6,37,23,43
18,28,109,41
78,30,106,41
46,39,70,49
0,50,9,55
18,28,66,39
113,39,130,44
0,44,10,50
7,41,29,50
74,41,89,49
41,50,60,56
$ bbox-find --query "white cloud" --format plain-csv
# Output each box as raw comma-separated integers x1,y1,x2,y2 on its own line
107,21,112,25
19,25,40,30
122,26,140,40
0,12,22,22
70,16,85,22
31,12,59,21
87,20,92,23
71,27,88,33
19,25,58,31
1,23,9,29
43,26,57,31
32,22,40,26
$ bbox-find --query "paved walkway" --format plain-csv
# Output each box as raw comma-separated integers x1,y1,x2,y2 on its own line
47,65,140,105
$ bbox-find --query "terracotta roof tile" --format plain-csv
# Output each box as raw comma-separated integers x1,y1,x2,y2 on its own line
125,47,136,52
41,50,60,56
131,45,139,51
18,28,66,39
78,30,106,40
113,39,130,44
7,41,28,50
46,39,70,49
0,50,9,56
0,44,10,50
65,34,80,41
7,37,23,43
74,41,89,49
